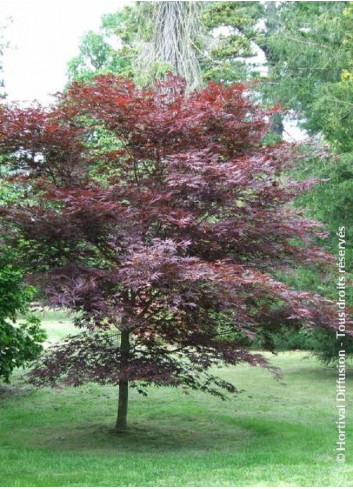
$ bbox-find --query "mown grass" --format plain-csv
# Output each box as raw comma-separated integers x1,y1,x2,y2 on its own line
0,312,352,486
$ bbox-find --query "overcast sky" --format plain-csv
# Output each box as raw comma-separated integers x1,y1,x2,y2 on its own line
1,0,130,105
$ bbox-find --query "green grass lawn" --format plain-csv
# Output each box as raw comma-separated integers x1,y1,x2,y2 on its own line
0,312,352,486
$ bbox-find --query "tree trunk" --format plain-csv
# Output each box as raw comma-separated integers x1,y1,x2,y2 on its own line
115,328,130,432
138,1,203,91
271,113,284,138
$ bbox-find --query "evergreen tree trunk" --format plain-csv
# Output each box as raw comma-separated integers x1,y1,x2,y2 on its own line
138,1,203,91
271,113,284,138
115,328,130,431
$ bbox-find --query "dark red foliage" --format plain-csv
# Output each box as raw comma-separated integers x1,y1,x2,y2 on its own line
0,75,346,397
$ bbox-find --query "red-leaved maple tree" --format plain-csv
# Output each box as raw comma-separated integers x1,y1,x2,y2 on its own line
0,75,341,430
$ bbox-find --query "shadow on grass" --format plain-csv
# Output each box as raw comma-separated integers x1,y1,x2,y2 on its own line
286,365,353,379
33,417,254,454
0,383,34,400
31,415,317,468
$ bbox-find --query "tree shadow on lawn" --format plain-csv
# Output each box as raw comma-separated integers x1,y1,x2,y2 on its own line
0,383,33,400
0,384,278,455
32,417,258,454
28,415,324,470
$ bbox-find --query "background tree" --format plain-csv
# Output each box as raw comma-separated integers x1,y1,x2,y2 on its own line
0,75,342,430
68,2,204,90
67,6,140,83
263,1,353,293
200,1,264,83
0,250,46,383
0,21,46,383
262,1,348,137
67,1,263,89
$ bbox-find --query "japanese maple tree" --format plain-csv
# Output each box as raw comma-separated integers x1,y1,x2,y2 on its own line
0,75,341,431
